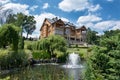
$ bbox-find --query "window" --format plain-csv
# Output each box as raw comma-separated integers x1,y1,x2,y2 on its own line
65,29,70,35
82,31,86,34
54,28,63,35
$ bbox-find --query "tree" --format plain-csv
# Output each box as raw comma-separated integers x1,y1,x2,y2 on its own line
102,29,120,38
85,33,120,80
6,13,36,49
0,24,20,51
6,14,16,24
86,28,99,44
23,15,36,38
47,35,67,57
0,5,13,25
31,35,67,58
6,13,36,38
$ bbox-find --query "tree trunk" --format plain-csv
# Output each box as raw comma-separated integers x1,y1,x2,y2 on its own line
26,33,29,39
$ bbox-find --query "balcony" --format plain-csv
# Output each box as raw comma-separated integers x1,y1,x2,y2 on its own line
68,40,85,45
54,29,63,35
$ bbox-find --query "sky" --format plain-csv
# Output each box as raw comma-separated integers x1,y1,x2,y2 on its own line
0,0,120,38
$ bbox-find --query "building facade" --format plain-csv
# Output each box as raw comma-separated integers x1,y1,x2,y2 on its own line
40,17,87,45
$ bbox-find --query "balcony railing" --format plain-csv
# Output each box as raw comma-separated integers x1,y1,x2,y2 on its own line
67,40,85,44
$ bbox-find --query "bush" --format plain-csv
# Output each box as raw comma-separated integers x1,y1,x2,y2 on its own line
32,50,50,59
0,49,29,70
26,42,33,50
84,34,120,80
18,37,24,49
0,24,20,51
79,52,84,59
27,35,67,59
57,52,68,63
76,44,78,48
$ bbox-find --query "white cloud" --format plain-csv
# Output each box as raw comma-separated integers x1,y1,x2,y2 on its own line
1,3,29,15
88,4,101,12
85,22,94,28
77,14,120,34
30,5,38,11
94,21,120,31
0,2,30,25
42,3,49,9
111,21,120,30
0,0,10,5
107,0,114,2
77,14,102,25
58,0,101,12
61,17,69,22
94,21,115,31
23,32,39,39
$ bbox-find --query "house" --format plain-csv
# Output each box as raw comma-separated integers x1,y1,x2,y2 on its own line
40,17,87,45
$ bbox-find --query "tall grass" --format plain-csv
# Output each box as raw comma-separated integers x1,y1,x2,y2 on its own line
0,65,74,80
0,49,30,70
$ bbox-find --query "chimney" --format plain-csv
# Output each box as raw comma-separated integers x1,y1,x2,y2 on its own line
52,17,58,21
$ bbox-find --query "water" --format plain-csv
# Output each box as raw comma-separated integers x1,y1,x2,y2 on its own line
0,64,83,80
62,52,83,80
0,53,84,80
62,52,83,68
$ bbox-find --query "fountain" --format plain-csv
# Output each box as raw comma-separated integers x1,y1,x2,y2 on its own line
62,52,83,80
62,52,83,68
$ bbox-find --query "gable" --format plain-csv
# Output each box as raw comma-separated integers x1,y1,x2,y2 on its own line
55,19,65,25
80,26,87,30
40,18,52,31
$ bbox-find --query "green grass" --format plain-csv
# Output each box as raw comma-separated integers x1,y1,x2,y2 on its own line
24,40,90,60
67,47,88,60
67,47,87,53
24,40,35,49
0,49,29,69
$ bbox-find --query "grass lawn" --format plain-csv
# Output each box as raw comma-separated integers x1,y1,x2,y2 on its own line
67,47,88,60
24,40,90,60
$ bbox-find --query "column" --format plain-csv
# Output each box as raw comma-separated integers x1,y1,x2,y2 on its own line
80,37,81,43
75,36,76,44
69,35,70,44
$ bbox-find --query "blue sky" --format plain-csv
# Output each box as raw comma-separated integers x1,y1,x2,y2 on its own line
0,0,120,37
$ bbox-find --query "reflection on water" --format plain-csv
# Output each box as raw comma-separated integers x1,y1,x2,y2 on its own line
65,68,81,80
0,64,83,80
62,53,83,80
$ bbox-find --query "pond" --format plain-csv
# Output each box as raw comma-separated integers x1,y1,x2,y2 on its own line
0,63,84,80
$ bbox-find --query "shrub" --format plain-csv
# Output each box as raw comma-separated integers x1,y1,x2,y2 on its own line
85,35,120,80
0,49,29,69
26,42,33,50
18,37,24,49
57,52,68,63
76,44,78,48
27,35,67,59
32,50,50,59
79,52,84,59
0,24,20,51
